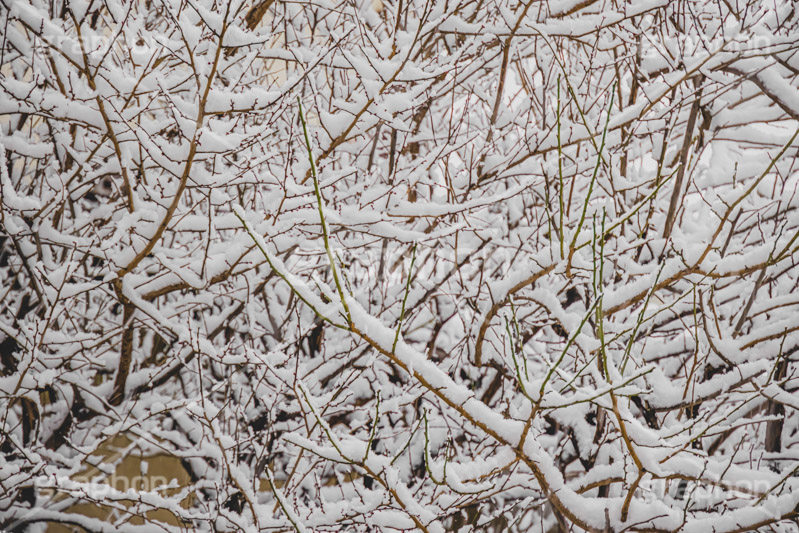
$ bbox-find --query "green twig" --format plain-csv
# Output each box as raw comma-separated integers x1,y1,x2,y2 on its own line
567,85,616,273
297,96,352,326
363,391,381,463
393,243,417,353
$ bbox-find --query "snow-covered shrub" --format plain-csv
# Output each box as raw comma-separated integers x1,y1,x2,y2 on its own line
1,0,799,531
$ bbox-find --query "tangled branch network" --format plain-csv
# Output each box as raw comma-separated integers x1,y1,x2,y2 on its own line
1,0,799,531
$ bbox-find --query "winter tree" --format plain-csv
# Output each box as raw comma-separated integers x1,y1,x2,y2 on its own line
2,0,799,531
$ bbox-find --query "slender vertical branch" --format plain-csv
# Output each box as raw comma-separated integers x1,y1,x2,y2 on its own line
393,243,417,353
297,96,352,325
